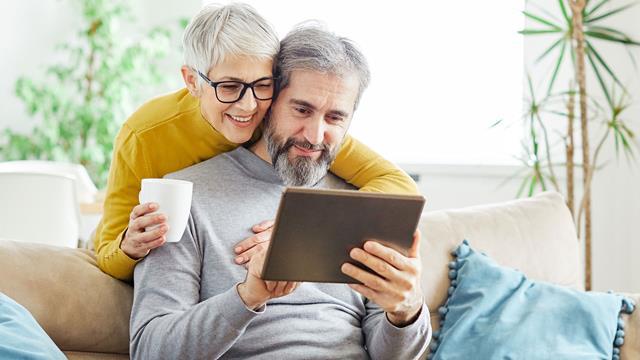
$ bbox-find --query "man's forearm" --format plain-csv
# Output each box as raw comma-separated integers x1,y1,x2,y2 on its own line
386,300,424,327
130,286,262,359
365,303,432,360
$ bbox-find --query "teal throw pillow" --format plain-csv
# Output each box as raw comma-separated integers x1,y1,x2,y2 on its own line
0,292,66,360
428,240,635,360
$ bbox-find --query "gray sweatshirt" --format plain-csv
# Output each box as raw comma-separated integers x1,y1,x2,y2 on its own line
130,147,431,359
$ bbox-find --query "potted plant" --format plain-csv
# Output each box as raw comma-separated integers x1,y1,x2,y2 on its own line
0,0,186,189
515,0,640,289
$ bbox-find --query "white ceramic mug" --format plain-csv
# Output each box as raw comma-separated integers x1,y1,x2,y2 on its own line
139,178,193,243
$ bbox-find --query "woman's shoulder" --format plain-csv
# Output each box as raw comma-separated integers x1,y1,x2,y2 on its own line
125,88,200,133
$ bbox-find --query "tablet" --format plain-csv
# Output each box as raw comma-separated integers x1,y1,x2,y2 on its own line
261,187,426,283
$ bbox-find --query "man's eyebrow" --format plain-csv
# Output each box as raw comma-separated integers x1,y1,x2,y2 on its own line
289,99,316,110
289,99,350,117
327,109,350,118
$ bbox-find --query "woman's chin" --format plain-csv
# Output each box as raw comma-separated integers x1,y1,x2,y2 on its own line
221,127,256,144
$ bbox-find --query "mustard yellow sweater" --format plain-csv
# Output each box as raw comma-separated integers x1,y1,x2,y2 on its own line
94,88,418,281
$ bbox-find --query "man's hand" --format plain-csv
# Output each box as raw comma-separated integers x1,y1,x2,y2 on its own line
341,230,424,327
120,203,169,259
233,220,274,266
237,241,299,310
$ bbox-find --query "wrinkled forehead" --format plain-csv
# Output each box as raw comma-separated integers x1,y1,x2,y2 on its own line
283,70,360,115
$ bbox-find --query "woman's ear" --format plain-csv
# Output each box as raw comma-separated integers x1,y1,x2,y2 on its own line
181,66,200,97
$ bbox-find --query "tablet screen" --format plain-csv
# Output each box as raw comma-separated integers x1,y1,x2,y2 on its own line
261,188,425,283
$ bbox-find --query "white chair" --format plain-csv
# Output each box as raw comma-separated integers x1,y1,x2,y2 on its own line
0,172,80,248
0,160,98,203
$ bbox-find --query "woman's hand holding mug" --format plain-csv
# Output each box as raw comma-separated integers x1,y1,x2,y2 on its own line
120,202,169,259
121,178,193,260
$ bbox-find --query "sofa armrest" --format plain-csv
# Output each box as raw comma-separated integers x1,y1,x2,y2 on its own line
0,239,132,354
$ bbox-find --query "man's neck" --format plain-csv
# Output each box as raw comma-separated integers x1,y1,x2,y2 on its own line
250,138,273,165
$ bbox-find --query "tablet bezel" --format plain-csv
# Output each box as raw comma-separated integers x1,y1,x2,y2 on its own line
260,187,426,283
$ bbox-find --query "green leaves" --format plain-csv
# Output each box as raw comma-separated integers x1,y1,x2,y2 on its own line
606,87,637,161
513,0,639,199
512,72,564,197
521,0,640,98
558,0,571,25
548,39,568,96
585,2,637,22
524,11,563,29
585,0,611,17
0,0,182,188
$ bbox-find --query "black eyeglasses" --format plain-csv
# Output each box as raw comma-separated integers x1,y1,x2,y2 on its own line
197,70,275,104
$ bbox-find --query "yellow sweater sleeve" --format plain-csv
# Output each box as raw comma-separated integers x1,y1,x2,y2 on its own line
93,124,149,281
329,135,419,195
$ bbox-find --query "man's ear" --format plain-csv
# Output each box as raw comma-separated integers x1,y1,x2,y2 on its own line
181,66,200,97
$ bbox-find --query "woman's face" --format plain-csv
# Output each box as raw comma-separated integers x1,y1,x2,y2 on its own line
196,56,273,144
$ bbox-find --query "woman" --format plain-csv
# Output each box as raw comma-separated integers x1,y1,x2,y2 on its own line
93,3,419,281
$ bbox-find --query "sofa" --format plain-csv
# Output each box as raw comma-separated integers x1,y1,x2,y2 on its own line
0,191,638,359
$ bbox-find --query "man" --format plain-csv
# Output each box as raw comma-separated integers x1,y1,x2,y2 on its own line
130,24,431,359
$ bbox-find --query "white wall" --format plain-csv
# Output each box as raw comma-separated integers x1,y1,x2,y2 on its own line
214,0,524,165
0,0,200,133
0,1,78,133
588,4,640,294
402,164,522,211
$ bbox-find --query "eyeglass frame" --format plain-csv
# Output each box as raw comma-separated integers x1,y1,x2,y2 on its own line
196,70,275,104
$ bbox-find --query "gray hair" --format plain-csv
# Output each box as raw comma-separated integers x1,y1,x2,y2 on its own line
274,22,371,109
182,3,279,87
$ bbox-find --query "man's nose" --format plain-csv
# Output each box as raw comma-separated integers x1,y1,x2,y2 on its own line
303,116,326,146
234,87,257,111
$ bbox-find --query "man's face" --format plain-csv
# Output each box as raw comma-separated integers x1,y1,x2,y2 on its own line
264,70,360,186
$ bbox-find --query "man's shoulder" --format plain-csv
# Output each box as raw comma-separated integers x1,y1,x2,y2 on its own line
164,152,235,182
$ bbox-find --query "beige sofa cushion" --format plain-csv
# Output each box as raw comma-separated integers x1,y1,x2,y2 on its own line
418,191,581,317
622,294,640,360
65,351,128,359
0,240,131,354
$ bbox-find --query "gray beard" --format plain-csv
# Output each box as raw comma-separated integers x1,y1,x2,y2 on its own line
272,150,329,187
264,125,336,187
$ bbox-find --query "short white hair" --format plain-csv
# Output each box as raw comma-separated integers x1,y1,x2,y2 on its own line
182,3,279,86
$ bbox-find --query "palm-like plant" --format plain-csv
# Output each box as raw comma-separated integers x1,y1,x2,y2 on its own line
520,0,639,290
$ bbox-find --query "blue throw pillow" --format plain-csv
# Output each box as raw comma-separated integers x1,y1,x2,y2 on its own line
428,240,635,360
0,292,66,360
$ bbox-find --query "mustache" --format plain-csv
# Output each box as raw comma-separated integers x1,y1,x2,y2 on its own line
282,138,329,153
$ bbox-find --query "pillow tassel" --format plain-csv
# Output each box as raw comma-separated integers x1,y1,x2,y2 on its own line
612,297,636,360
427,239,470,359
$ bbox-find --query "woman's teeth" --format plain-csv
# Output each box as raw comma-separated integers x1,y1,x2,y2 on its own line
228,114,252,123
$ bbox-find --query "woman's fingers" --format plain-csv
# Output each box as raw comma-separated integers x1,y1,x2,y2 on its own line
143,236,166,251
132,213,168,233
138,225,169,243
131,202,158,220
121,204,168,259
